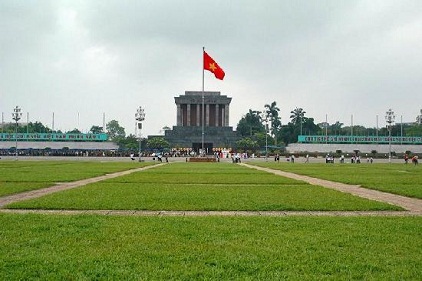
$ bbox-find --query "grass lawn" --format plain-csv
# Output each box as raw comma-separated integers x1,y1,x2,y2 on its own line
0,213,420,280
0,161,420,280
249,161,422,199
0,161,153,197
6,162,401,211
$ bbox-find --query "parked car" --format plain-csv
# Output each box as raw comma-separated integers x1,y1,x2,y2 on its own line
325,154,334,163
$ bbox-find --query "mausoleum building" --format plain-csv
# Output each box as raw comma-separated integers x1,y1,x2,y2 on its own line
164,91,240,153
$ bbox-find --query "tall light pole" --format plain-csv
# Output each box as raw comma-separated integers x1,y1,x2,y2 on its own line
385,109,395,163
265,118,269,161
12,106,22,160
260,112,269,161
135,106,146,162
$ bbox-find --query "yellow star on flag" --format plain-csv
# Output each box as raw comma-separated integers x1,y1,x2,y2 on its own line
208,63,217,72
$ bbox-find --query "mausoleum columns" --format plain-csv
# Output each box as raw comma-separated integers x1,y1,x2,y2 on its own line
205,104,210,126
174,91,232,128
176,104,182,126
224,104,229,126
196,104,200,126
187,104,191,126
215,104,220,127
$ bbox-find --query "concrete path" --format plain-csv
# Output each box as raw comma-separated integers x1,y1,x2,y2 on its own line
0,162,421,217
0,209,417,217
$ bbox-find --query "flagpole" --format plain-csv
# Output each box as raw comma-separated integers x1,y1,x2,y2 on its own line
202,46,205,155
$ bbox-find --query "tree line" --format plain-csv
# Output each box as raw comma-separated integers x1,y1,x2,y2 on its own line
235,102,422,154
2,104,422,154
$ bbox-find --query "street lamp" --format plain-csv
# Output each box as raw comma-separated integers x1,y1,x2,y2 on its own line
12,106,22,160
385,109,395,163
135,106,146,162
261,112,269,161
265,119,269,161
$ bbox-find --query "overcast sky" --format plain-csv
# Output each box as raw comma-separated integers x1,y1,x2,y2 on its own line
1,0,421,136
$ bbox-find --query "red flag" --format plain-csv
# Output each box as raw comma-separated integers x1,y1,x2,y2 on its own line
203,51,225,80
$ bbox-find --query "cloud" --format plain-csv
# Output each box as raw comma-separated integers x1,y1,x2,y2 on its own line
1,0,421,136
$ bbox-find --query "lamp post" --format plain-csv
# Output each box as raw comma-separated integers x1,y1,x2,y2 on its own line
265,119,269,161
260,112,269,161
135,106,146,162
385,109,395,163
12,106,22,160
259,112,269,161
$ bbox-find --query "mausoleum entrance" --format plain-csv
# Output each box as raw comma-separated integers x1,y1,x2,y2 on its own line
192,142,213,154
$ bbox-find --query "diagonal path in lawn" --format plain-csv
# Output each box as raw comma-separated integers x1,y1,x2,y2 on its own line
0,163,166,208
240,163,422,214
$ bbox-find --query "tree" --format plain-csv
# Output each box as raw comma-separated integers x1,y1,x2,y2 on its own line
89,125,104,134
236,109,264,137
366,127,378,136
278,123,297,145
264,101,282,144
275,107,320,145
27,122,52,133
115,134,139,151
352,125,367,136
301,117,320,135
405,124,422,136
67,128,81,134
329,121,344,135
254,131,274,149
235,137,259,153
146,137,170,151
2,123,18,133
290,107,312,136
2,121,58,134
106,120,125,141
290,107,306,126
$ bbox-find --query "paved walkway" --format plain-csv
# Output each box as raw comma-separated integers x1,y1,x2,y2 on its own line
0,162,421,217
0,209,416,217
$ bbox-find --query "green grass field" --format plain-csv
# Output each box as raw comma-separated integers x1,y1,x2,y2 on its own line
249,161,422,199
0,161,153,196
0,213,420,280
0,160,421,280
6,162,400,211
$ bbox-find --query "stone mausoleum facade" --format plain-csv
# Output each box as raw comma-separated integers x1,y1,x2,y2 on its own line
164,91,240,153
